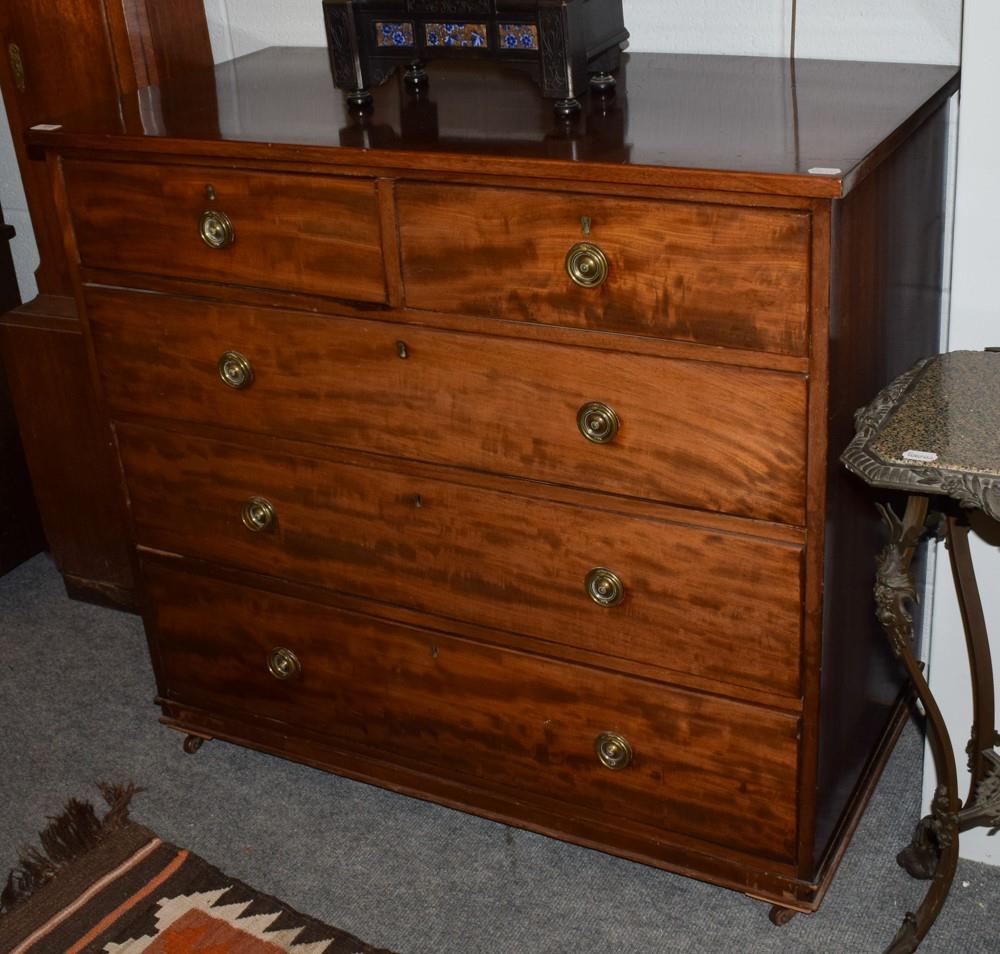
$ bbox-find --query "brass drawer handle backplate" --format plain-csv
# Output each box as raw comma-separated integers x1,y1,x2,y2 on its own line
577,401,620,444
566,241,609,288
218,351,254,390
200,209,235,249
268,646,301,680
585,567,625,607
8,43,26,93
241,495,276,532
595,732,633,770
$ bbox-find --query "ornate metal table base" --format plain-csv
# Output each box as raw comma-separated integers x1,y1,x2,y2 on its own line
875,496,999,954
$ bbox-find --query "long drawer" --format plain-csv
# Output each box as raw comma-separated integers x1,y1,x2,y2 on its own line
63,161,387,303
89,289,807,524
119,425,804,697
145,562,800,862
397,182,811,355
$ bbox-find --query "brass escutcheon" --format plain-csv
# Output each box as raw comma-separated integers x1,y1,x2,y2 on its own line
585,567,625,607
241,495,275,532
268,647,301,680
8,43,26,93
566,241,609,288
595,732,633,770
577,401,620,444
218,351,253,390
199,209,235,249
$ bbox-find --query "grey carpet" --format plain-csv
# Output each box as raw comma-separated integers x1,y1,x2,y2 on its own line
1,554,998,953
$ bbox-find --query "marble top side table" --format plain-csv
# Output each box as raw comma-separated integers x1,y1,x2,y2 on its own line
843,349,1000,954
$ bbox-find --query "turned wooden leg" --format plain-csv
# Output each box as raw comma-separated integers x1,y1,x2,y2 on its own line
768,905,798,927
183,734,208,754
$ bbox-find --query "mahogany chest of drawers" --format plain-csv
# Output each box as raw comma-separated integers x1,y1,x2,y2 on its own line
30,48,958,916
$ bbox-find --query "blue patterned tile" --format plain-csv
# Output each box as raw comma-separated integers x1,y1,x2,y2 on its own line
375,22,415,47
425,22,488,48
498,23,539,51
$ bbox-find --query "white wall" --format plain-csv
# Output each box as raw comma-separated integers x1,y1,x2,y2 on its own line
0,85,37,301
207,0,960,62
921,0,1000,865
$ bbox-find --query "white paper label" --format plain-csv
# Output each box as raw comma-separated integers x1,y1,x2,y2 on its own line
902,449,939,463
30,123,62,131
808,167,843,176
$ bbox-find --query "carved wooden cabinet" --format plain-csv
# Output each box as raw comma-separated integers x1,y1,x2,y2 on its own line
0,0,212,607
31,49,957,915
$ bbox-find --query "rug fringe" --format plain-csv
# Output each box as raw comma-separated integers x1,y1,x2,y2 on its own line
1,781,144,915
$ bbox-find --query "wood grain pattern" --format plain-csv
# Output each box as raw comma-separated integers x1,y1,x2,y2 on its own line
119,424,804,697
0,0,211,602
146,562,800,861
63,160,387,304
398,183,811,355
811,103,949,867
88,289,808,524
0,1,214,293
159,697,815,898
0,301,134,604
121,0,212,89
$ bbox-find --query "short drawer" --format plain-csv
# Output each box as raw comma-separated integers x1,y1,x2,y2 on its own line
89,289,807,524
398,183,810,355
119,425,804,697
146,562,800,862
63,160,387,303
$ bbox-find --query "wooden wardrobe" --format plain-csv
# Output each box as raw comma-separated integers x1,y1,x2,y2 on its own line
0,0,213,607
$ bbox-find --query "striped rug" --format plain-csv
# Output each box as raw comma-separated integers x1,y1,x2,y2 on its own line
0,784,396,953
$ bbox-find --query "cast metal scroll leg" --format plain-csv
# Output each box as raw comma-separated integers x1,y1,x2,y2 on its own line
945,514,1000,838
875,496,960,954
946,516,998,805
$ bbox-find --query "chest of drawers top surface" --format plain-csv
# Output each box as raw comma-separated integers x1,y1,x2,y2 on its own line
29,47,957,197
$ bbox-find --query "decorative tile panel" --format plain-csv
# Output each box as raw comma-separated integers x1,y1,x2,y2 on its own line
375,22,415,47
498,23,539,51
424,22,489,48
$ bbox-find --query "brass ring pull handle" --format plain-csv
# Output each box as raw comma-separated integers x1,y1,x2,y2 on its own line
577,401,620,444
218,351,254,390
566,242,609,288
595,732,633,770
585,567,625,607
200,209,235,249
241,495,276,532
268,647,301,680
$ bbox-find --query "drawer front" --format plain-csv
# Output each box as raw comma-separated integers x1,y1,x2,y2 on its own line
398,183,810,355
63,160,387,303
146,563,800,861
119,426,804,697
89,290,807,524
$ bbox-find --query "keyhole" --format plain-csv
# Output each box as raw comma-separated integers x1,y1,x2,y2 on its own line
396,341,409,359
413,494,423,508
206,184,216,201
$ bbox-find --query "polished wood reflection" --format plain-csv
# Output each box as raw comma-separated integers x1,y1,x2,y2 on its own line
30,48,958,197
